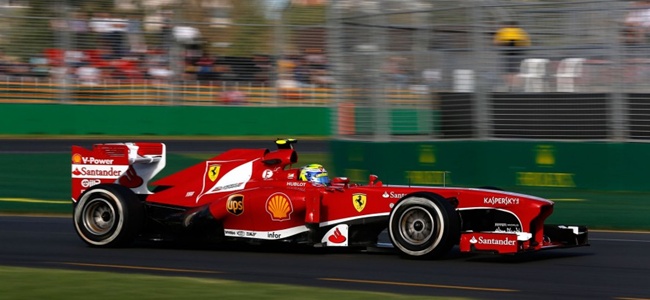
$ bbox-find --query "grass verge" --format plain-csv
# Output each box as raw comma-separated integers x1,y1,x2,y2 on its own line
0,266,451,300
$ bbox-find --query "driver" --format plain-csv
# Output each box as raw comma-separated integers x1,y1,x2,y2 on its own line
299,163,330,186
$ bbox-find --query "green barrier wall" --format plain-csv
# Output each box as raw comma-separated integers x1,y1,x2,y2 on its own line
0,103,330,136
332,140,650,192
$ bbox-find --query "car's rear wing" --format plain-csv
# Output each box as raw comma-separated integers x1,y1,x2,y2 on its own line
71,142,166,202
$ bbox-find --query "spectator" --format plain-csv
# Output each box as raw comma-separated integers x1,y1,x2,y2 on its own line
624,1,650,45
293,57,312,87
76,62,101,85
493,20,531,90
383,56,409,86
126,14,147,54
195,54,215,81
70,12,91,50
148,62,173,83
89,13,113,54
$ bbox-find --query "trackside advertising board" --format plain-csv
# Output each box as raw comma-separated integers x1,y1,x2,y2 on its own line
331,140,650,192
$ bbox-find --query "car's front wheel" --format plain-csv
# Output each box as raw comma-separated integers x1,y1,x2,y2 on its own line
388,192,460,259
73,184,143,247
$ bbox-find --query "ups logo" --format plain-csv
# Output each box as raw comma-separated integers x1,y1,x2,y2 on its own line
226,194,244,216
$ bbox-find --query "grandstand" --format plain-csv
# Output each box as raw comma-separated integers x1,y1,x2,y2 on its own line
1,0,649,140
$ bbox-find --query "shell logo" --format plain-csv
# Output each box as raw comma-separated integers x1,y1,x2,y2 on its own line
266,192,293,221
72,153,82,164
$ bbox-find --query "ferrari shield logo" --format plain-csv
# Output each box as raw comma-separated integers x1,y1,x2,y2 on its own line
208,164,221,182
352,193,367,212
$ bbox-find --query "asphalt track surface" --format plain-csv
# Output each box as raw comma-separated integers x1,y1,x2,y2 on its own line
1,215,649,300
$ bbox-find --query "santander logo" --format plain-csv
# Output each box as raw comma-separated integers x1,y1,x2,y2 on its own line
328,227,347,244
470,235,516,246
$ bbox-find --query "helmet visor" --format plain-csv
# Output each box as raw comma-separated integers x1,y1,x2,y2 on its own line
306,170,330,185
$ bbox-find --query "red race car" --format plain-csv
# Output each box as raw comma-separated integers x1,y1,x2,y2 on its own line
71,139,588,259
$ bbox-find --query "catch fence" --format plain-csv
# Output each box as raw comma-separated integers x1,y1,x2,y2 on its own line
1,1,650,140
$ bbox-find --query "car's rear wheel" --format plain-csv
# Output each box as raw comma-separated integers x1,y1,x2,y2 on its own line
388,192,460,259
73,184,143,247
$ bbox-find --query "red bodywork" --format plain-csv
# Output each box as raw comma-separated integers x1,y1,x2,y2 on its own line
71,140,588,256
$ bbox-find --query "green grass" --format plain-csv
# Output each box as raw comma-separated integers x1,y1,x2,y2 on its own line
0,266,451,300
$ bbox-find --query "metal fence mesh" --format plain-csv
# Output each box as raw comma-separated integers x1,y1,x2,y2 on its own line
2,1,650,140
328,0,650,141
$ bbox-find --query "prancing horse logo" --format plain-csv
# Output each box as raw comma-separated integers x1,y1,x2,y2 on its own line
352,193,367,212
208,164,221,182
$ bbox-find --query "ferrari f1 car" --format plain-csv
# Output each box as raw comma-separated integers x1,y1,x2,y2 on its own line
71,139,588,259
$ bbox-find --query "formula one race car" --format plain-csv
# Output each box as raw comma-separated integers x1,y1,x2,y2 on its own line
71,139,588,259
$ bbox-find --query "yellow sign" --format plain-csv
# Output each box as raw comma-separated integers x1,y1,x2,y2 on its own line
536,145,555,166
266,193,293,221
517,172,575,187
405,171,451,185
419,145,436,164
208,164,221,182
352,193,367,212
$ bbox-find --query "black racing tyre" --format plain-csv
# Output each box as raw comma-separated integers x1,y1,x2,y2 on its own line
388,192,460,259
73,184,143,247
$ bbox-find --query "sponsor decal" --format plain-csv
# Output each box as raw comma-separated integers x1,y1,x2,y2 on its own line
224,230,257,238
226,194,244,216
382,191,406,199
118,166,143,188
418,145,436,164
494,223,522,233
322,224,348,246
208,164,221,182
82,157,114,165
214,182,243,191
197,160,254,203
483,196,520,206
287,173,295,180
287,182,306,187
352,193,367,212
72,166,126,178
223,226,309,240
517,172,576,188
469,236,517,246
185,191,195,197
73,155,115,165
266,192,293,221
80,179,101,188
267,232,282,239
262,169,273,180
404,170,451,185
328,228,346,244
536,145,555,166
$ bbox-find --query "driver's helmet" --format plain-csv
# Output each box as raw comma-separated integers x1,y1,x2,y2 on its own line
299,163,330,186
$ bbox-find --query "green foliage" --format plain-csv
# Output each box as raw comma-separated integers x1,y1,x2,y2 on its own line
285,5,326,25
225,0,272,57
3,1,56,60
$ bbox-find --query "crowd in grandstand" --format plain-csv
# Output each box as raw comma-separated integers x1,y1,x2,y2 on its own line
0,10,333,90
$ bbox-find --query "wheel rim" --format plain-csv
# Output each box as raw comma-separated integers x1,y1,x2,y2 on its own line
82,198,116,235
398,207,435,246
